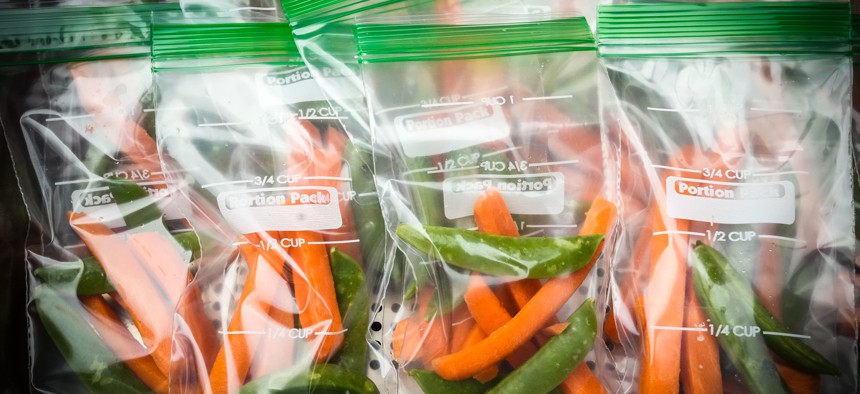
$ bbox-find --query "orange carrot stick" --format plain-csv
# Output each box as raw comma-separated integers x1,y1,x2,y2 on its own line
560,363,606,394
776,360,820,394
289,231,344,362
69,212,174,375
680,275,722,394
248,282,297,379
460,324,498,383
640,147,704,394
81,295,169,394
393,291,449,366
127,231,218,368
209,243,285,394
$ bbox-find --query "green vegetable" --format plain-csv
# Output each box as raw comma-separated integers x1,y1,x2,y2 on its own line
238,363,379,394
345,140,403,282
782,247,851,332
106,178,163,229
696,243,839,375
396,224,604,278
34,231,200,295
330,248,370,375
692,243,789,394
402,155,446,299
488,299,597,394
409,369,490,394
34,285,151,394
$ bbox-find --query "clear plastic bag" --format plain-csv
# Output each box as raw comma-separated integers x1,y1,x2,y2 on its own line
0,4,204,393
599,2,856,393
355,14,618,393
152,20,376,393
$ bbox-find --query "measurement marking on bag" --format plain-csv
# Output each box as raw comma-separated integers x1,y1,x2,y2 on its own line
655,324,810,339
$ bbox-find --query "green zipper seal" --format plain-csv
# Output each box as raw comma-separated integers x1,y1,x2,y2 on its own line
151,22,302,72
0,3,180,66
598,2,850,56
356,17,594,64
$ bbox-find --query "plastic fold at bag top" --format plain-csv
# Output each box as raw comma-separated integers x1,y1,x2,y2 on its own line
355,14,619,394
152,20,379,394
598,2,856,393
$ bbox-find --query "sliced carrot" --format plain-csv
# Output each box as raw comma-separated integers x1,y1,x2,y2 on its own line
680,275,722,394
289,231,344,362
474,187,543,318
209,243,285,394
560,363,606,394
81,295,168,394
640,147,705,394
541,322,570,337
248,281,297,379
461,324,498,383
473,187,519,237
464,273,539,366
755,236,784,319
449,307,475,352
392,318,449,367
127,231,217,369
69,212,174,375
776,360,820,394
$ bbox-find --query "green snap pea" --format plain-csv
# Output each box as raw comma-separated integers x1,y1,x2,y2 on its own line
34,285,151,394
239,363,379,394
410,369,491,394
692,243,789,394
345,140,403,282
330,248,370,375
488,299,597,394
396,224,603,278
695,243,839,376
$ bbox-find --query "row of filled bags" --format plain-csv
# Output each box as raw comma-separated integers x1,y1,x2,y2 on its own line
0,0,856,393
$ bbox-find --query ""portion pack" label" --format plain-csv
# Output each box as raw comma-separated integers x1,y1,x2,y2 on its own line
666,176,796,225
256,67,329,106
395,103,510,157
71,182,186,229
442,173,565,219
217,186,342,233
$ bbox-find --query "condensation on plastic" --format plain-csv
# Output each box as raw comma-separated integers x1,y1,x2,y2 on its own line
153,30,372,393
603,54,856,393
356,15,617,393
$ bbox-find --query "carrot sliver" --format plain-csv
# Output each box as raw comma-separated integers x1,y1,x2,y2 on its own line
560,363,606,394
776,360,820,394
209,244,284,394
290,231,344,362
680,276,722,394
248,281,297,379
755,237,784,319
81,295,169,394
460,324,498,383
69,212,174,375
473,187,519,237
541,322,570,337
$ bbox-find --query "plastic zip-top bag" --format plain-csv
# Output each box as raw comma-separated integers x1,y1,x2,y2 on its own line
0,4,216,394
598,2,856,393
355,14,618,393
151,20,376,393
